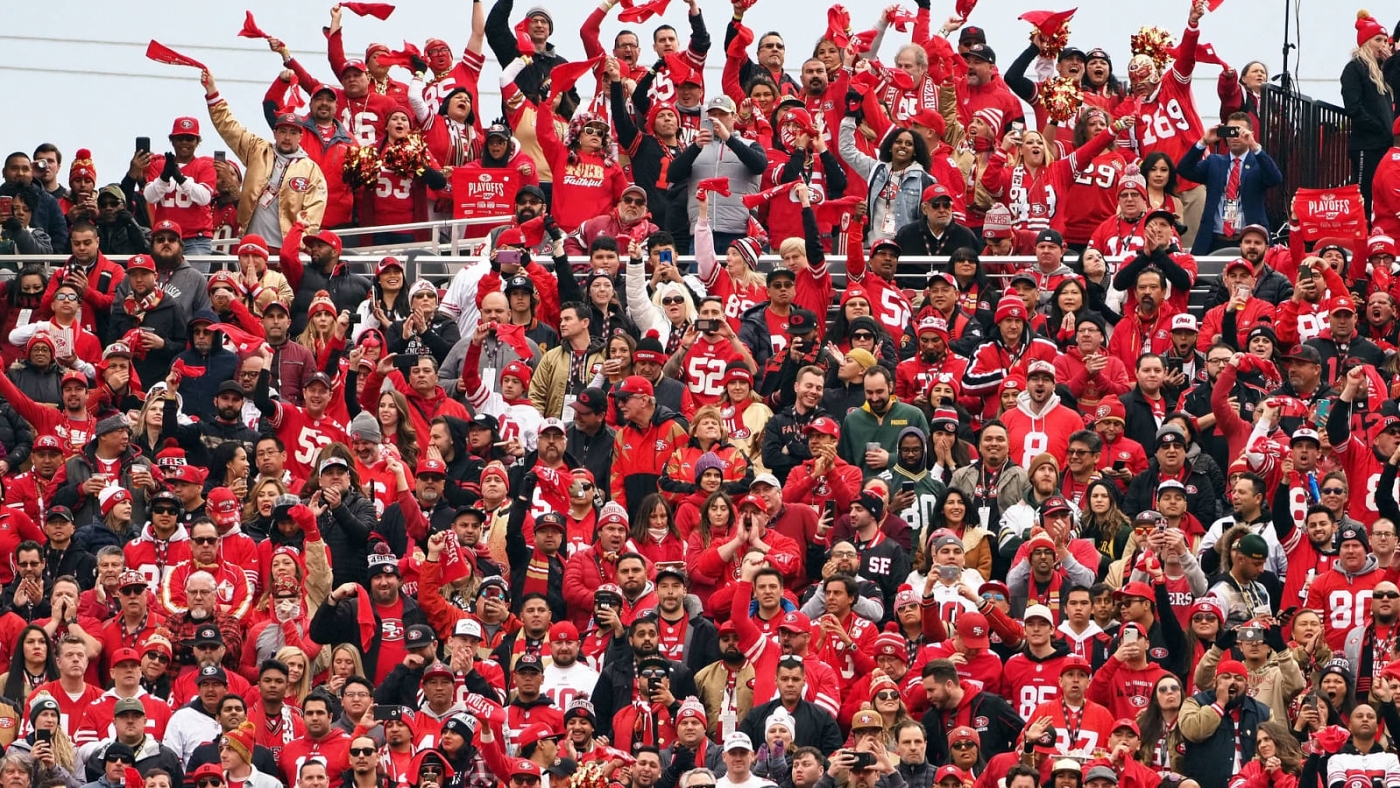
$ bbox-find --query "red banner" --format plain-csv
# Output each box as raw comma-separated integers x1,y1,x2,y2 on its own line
1293,185,1367,243
452,167,519,233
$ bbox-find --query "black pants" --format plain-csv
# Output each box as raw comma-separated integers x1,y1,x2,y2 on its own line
1353,148,1387,216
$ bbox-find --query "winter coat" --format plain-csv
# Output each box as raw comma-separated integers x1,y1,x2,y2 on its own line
7,362,62,407
669,133,768,235
840,117,934,239
52,443,156,527
309,590,427,681
207,97,328,241
315,486,378,588
1340,58,1397,152
1177,690,1270,788
106,293,191,389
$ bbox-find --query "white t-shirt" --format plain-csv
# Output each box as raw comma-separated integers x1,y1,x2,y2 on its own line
542,661,600,710
717,774,777,788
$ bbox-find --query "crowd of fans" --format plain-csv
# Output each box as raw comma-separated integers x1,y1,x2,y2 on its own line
1,4,1400,788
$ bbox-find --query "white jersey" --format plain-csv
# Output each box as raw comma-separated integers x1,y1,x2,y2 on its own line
541,661,600,711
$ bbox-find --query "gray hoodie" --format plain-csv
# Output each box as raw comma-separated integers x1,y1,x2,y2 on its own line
672,132,768,234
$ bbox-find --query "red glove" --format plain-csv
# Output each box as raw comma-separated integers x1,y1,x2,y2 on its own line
291,503,322,543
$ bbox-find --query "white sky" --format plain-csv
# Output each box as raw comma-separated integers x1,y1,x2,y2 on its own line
1,0,1359,182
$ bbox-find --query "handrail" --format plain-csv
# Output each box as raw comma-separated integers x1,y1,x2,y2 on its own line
208,214,514,257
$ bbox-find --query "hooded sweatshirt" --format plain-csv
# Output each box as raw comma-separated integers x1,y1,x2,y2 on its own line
1308,554,1382,651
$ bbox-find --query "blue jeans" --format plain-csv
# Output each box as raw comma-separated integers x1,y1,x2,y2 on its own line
183,236,213,271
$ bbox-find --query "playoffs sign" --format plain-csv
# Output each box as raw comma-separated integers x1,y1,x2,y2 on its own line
452,168,519,233
1293,185,1366,243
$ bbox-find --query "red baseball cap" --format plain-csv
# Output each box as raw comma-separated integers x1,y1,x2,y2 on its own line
169,117,201,137
778,611,811,633
1329,295,1356,314
377,256,405,275
803,416,840,438
206,486,241,527
416,457,448,477
1058,655,1092,677
510,760,543,779
33,435,63,453
738,494,768,513
955,611,990,648
306,229,343,254
126,254,157,272
614,376,654,397
111,648,142,666
152,219,183,238
921,184,953,203
1113,581,1155,601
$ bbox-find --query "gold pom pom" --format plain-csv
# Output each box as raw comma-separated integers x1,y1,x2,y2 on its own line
1357,9,1371,20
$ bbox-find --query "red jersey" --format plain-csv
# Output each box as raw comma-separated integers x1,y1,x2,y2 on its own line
809,612,878,685
984,129,1117,233
706,268,765,331
99,612,167,666
0,510,44,586
373,599,407,684
1003,653,1070,719
26,681,103,738
763,309,793,359
846,229,913,345
369,159,439,228
160,560,254,621
123,525,193,593
1060,150,1130,245
143,156,218,237
1129,27,1207,191
680,337,745,406
278,729,351,784
72,691,171,751
880,73,940,126
4,471,58,527
894,353,970,401
1306,564,1382,650
247,703,307,761
420,51,487,120
1333,432,1390,523
1088,214,1148,257
269,401,349,481
1029,697,1115,754
218,528,262,594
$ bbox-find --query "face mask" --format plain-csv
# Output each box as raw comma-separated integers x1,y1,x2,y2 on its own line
972,136,995,152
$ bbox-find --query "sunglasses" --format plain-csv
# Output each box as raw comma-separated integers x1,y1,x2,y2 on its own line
579,483,594,491
1320,487,1346,495
350,747,376,757
875,690,900,701
106,756,134,765
1190,614,1217,623
851,332,874,340
621,196,647,206
198,780,224,788
1066,448,1092,456
582,125,609,136
119,587,146,597
1376,591,1400,600
152,506,180,516
951,741,977,751
981,592,1006,601
144,652,170,662
662,296,685,305
191,536,219,545
54,293,80,302
769,281,795,289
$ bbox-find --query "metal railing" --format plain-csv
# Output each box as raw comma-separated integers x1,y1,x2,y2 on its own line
207,214,515,258
1257,85,1353,230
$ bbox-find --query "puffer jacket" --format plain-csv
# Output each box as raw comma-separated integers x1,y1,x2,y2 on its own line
171,310,240,423
206,94,328,243
313,485,376,588
670,133,768,234
7,362,62,407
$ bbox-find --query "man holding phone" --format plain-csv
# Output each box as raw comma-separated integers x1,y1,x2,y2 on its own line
142,118,218,257
670,296,758,407
1178,113,1283,255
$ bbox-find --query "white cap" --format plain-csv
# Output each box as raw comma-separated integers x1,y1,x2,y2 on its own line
1026,359,1056,378
453,618,484,639
1169,314,1199,332
540,418,566,434
1024,604,1054,624
751,473,781,489
722,732,754,752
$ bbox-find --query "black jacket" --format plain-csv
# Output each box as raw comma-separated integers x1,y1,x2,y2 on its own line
591,648,698,741
289,262,372,337
740,698,843,755
1179,691,1269,788
566,423,615,500
377,497,456,557
1123,458,1219,525
387,313,462,367
309,591,428,681
1341,58,1397,152
893,219,982,260
761,404,831,484
484,0,571,103
1118,387,1179,454
96,210,151,256
921,690,1024,764
504,476,568,623
315,487,378,588
42,544,96,590
159,396,262,469
107,294,191,389
0,400,33,470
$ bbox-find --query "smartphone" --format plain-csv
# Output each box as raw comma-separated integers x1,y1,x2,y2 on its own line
866,442,882,453
900,480,916,494
1219,125,1241,139
824,499,836,519
1113,459,1127,471
136,137,151,154
35,729,50,744
849,752,877,771
659,249,674,267
214,150,227,164
1010,121,1025,134
373,706,400,722
1165,357,1183,374
496,249,522,265
1122,629,1139,644
938,564,960,581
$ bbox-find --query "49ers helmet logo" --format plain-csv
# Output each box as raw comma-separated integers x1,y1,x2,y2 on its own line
289,177,310,193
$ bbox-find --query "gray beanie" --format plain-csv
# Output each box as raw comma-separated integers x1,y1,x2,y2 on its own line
694,452,725,482
96,414,130,437
525,6,554,31
350,412,382,442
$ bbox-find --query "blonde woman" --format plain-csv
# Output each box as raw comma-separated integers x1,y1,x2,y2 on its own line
1342,12,1395,210
983,118,1127,233
274,646,312,707
242,478,289,536
13,694,81,781
315,643,366,693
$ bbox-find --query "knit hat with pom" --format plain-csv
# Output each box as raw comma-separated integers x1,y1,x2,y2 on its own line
1356,10,1388,47
69,149,96,183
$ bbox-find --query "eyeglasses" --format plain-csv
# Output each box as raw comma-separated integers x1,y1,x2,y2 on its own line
662,296,685,305
1158,685,1182,693
516,197,544,208
621,196,647,206
191,536,218,545
1377,532,1398,539
1376,591,1400,600
875,690,900,701
1206,357,1232,365
951,742,977,751
831,550,858,558
54,293,80,302
582,124,609,136
342,691,371,699
350,747,376,757
1320,487,1346,495
981,593,1006,601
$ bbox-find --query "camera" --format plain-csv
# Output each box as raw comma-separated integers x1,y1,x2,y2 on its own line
1219,125,1241,138
699,318,723,333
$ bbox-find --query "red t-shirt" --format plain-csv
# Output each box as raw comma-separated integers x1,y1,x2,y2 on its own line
374,599,407,684
763,309,792,359
681,338,744,407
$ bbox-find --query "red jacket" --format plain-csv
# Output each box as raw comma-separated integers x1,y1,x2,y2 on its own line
687,526,802,612
561,546,623,629
660,441,751,508
610,412,690,513
782,457,863,512
1086,655,1168,720
1056,348,1132,408
160,559,254,620
38,253,124,338
1198,298,1275,352
359,368,470,445
1106,308,1177,371
278,728,351,784
475,260,560,330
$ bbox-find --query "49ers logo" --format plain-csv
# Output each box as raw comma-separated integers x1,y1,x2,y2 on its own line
289,176,310,193
1149,647,1167,659
382,620,405,640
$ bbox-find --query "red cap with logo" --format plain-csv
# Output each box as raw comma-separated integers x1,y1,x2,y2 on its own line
126,254,157,272
955,611,990,648
1329,295,1357,314
169,117,201,137
778,611,811,633
33,435,63,453
417,457,448,477
614,376,654,397
206,487,241,527
803,416,840,438
152,219,183,238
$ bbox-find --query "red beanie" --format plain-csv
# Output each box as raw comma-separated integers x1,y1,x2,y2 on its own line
1357,11,1388,47
69,149,96,183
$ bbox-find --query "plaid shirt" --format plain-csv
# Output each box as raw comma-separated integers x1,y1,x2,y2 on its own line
163,611,244,672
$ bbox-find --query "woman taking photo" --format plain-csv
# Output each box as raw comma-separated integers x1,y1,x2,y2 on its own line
1341,13,1395,212
922,488,992,582
206,441,251,501
11,695,81,785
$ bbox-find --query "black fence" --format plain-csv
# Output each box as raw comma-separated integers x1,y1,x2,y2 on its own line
1256,84,1353,230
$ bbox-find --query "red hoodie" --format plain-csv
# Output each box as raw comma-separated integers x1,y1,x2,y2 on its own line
359,367,469,443
1087,654,1168,720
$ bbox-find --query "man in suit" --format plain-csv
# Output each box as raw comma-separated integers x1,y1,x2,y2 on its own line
1178,112,1283,254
